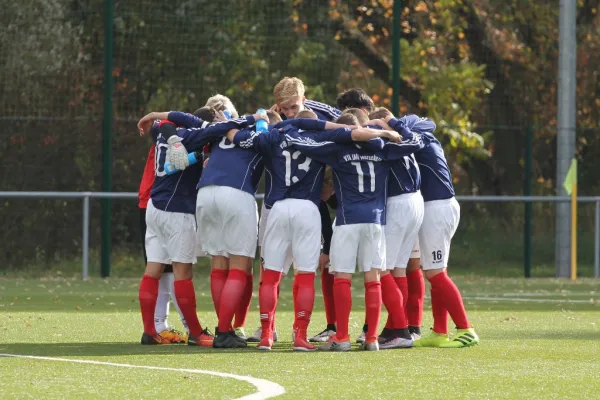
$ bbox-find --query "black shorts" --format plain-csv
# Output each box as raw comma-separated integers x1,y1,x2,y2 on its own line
139,207,173,273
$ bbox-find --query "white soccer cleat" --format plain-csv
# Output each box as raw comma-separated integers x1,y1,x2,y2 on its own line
318,337,351,352
247,327,277,343
360,340,380,351
356,331,366,344
309,328,336,343
379,336,413,350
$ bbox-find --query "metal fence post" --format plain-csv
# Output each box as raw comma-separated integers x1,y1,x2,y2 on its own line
595,200,600,279
82,194,90,280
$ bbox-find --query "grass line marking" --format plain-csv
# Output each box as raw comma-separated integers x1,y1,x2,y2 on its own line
0,353,285,400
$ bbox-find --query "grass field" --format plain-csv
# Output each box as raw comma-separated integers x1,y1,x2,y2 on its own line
1,272,599,399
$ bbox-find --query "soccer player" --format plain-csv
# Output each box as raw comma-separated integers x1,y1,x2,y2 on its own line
226,116,401,351
383,112,480,348
139,116,246,346
370,107,425,339
280,117,425,352
272,77,341,121
138,143,188,344
164,106,268,348
336,88,375,114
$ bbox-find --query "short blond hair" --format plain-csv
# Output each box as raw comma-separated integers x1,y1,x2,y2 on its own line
266,110,282,124
205,94,239,118
295,109,318,119
335,113,359,126
342,108,369,126
369,107,393,120
323,166,334,188
273,77,305,104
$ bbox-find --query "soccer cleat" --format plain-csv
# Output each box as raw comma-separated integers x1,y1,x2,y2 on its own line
257,337,273,351
361,339,379,351
408,326,422,339
293,329,316,351
356,331,366,344
309,328,336,343
248,327,278,343
439,328,479,348
377,327,393,344
234,327,247,340
379,336,413,350
187,328,215,347
158,329,188,344
318,335,351,352
413,329,450,348
141,332,170,345
213,331,247,349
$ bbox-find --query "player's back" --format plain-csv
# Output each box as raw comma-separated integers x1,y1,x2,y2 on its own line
388,115,454,201
198,135,264,195
388,154,421,196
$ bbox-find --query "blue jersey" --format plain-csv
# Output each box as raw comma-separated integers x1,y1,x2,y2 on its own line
388,115,454,202
232,124,354,208
150,120,241,214
286,133,425,226
197,116,265,195
388,154,421,197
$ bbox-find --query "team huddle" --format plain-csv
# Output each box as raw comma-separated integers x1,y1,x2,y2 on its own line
135,77,479,351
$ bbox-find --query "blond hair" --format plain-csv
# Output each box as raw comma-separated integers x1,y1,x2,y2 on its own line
205,94,239,118
295,109,318,119
323,166,334,188
266,110,283,124
342,108,369,126
273,77,305,104
335,113,359,126
368,107,393,121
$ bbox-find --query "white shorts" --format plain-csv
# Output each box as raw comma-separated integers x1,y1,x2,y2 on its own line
418,197,460,270
329,223,386,274
262,199,321,274
196,185,258,258
385,191,424,269
145,200,197,264
258,202,270,248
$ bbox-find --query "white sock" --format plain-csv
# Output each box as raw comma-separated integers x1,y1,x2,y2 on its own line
154,273,171,333
169,274,188,333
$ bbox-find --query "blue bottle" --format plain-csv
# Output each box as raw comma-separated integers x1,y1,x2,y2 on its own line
256,108,268,133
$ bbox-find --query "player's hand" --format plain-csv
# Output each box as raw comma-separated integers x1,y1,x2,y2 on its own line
269,104,281,114
318,253,330,273
213,110,228,122
203,157,210,167
137,113,157,136
383,130,402,143
253,112,270,122
167,136,190,170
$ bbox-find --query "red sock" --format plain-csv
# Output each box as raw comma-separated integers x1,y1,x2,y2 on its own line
293,273,315,330
139,274,159,336
292,276,299,330
321,268,336,325
259,269,282,337
406,269,424,327
217,269,247,332
234,272,253,328
333,278,352,339
210,269,228,317
380,274,407,329
272,283,280,331
429,271,470,330
394,276,408,310
174,279,203,337
431,285,448,334
364,281,382,342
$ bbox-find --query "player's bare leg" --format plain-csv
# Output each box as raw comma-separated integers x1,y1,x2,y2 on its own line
139,263,170,344
405,258,424,338
214,255,251,348
172,262,214,347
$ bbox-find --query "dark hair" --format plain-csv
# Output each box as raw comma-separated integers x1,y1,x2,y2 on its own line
192,106,216,123
336,88,375,112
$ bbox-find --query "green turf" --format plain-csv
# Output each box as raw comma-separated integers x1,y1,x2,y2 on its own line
1,274,599,399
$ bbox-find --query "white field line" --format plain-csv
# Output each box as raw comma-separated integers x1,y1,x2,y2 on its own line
0,354,285,400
